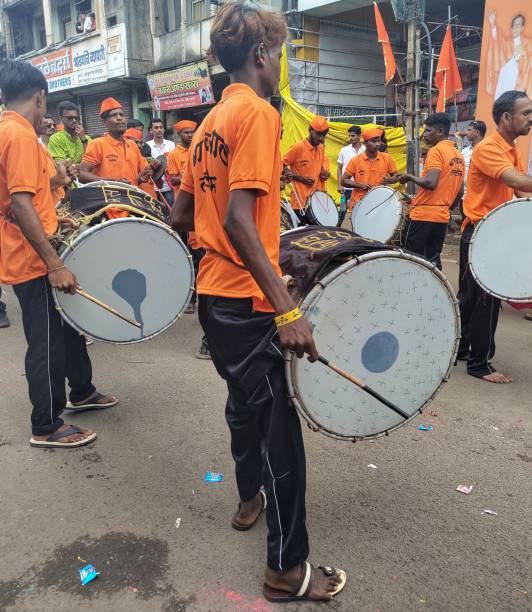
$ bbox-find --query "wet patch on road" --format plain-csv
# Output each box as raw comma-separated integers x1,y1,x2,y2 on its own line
0,531,183,607
81,451,102,463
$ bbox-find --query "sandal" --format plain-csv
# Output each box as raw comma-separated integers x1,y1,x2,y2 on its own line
263,561,347,603
30,425,97,449
66,391,118,412
231,489,267,531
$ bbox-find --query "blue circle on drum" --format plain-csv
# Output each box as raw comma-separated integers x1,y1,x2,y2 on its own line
361,332,399,373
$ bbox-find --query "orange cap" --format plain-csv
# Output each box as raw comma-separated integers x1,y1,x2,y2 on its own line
362,128,383,142
310,115,329,133
124,128,143,140
174,120,197,132
100,97,123,116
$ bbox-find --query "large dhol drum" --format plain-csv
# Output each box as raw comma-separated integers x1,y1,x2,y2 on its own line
351,186,408,244
280,226,459,441
469,198,532,302
304,190,339,226
53,218,194,344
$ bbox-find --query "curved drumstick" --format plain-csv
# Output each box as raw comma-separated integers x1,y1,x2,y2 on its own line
75,288,141,328
317,354,410,420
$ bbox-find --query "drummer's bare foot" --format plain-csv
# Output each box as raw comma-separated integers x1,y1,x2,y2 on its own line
481,372,513,384
264,562,345,601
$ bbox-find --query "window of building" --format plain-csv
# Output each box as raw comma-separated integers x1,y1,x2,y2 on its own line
153,0,181,35
7,0,45,56
107,15,118,27
190,0,205,22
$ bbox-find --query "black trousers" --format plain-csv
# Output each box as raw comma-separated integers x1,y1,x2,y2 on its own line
13,275,95,436
0,286,5,315
198,295,309,572
458,224,500,378
403,219,448,270
189,246,205,306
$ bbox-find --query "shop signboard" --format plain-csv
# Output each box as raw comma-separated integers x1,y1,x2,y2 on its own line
147,61,215,111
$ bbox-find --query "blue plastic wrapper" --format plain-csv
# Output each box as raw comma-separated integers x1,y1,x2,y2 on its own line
204,471,223,483
79,564,99,585
419,425,433,431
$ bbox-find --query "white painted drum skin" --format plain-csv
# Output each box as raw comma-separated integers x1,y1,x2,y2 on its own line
285,251,460,441
351,186,405,243
469,198,532,302
306,190,339,226
53,218,194,344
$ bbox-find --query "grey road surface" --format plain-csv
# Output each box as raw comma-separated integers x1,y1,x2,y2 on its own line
1,253,531,612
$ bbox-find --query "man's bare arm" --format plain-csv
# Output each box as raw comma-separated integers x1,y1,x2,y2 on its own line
501,167,532,195
225,189,318,360
398,168,441,190
11,193,77,293
169,189,195,231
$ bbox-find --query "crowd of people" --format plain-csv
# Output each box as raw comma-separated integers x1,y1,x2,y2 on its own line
1,0,532,604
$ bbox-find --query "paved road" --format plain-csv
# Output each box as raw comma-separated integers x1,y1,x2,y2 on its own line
1,251,531,612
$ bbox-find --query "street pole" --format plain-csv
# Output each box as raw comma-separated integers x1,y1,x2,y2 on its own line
405,18,417,175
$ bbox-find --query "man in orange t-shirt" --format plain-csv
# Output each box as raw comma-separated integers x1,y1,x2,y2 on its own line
0,60,117,449
341,128,398,210
168,120,197,192
170,3,346,603
458,91,532,383
398,113,464,270
79,97,153,189
282,116,331,220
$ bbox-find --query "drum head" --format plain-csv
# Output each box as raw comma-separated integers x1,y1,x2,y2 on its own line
53,218,194,343
469,199,532,301
286,251,459,441
280,200,299,233
351,187,403,243
307,191,339,226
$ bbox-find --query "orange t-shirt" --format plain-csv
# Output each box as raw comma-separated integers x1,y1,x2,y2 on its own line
409,140,464,223
0,111,58,284
282,139,330,209
167,144,189,192
344,151,397,207
463,131,525,225
82,133,148,186
180,82,282,312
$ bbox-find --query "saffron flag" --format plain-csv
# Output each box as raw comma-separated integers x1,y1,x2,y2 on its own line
373,2,397,84
435,24,463,112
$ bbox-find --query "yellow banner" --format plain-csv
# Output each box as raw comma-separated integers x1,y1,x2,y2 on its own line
280,46,406,202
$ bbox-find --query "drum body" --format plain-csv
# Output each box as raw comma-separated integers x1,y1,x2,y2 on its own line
351,186,408,244
469,198,532,302
280,199,299,233
305,191,339,226
53,218,194,344
282,229,459,441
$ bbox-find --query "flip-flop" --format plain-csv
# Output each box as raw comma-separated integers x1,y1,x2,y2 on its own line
66,391,118,412
263,561,347,603
231,489,267,531
30,425,97,449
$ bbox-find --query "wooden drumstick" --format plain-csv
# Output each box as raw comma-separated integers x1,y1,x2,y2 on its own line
317,355,410,420
75,288,141,328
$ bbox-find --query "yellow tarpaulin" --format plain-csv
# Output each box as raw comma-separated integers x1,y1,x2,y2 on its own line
280,45,406,203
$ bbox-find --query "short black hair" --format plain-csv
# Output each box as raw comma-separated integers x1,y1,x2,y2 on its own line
58,100,80,116
149,118,164,129
425,112,451,135
44,114,55,122
348,125,361,135
492,90,529,124
0,59,48,104
469,120,487,137
127,118,144,129
511,14,525,28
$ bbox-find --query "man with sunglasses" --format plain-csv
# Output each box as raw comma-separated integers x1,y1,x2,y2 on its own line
39,114,56,147
48,101,91,164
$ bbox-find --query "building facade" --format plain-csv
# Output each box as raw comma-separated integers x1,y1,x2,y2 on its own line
0,0,153,134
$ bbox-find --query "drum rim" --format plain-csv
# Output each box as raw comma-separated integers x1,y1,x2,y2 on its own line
469,197,532,302
351,186,403,242
78,180,150,198
52,217,194,345
306,190,338,226
284,249,460,441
